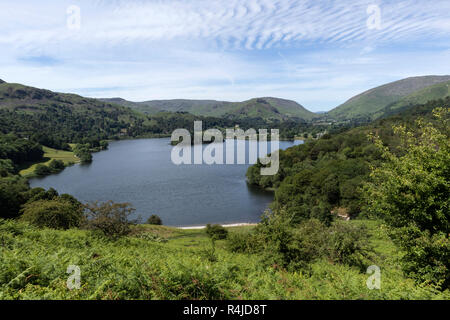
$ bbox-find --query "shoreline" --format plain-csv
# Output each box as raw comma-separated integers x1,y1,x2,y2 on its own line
177,222,258,230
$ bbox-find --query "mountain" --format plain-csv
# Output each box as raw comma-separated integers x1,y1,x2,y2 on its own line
387,80,450,111
222,97,317,121
100,98,231,115
0,81,154,148
100,97,317,121
327,75,450,120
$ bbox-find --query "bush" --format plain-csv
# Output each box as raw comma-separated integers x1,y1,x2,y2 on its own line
227,211,373,271
48,159,65,172
83,201,137,239
147,214,162,225
34,164,52,176
26,187,59,203
226,231,258,253
205,224,228,240
325,221,372,270
20,199,84,230
73,144,93,163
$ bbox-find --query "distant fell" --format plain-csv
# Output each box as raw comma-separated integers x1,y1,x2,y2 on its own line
101,96,317,121
327,75,450,120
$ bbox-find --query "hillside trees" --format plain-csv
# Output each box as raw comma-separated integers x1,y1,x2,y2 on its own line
364,107,449,288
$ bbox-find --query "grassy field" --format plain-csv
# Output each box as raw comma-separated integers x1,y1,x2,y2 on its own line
19,146,79,177
0,219,448,300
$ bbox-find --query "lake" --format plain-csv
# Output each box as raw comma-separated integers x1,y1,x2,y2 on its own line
30,138,303,227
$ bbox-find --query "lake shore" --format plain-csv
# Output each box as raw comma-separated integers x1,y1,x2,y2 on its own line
177,222,258,229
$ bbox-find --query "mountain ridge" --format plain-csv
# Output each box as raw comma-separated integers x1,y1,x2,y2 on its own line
100,96,318,121
326,75,450,120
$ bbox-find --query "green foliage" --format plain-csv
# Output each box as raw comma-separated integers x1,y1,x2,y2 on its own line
48,159,65,171
364,107,450,288
0,159,15,177
34,160,68,176
205,224,228,240
83,201,137,239
326,221,372,270
0,219,448,300
247,97,450,223
20,198,84,230
73,144,93,163
227,212,372,272
0,176,31,218
34,164,52,176
146,214,163,225
0,133,43,166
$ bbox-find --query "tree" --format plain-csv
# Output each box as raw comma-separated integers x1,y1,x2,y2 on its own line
205,224,228,240
20,198,84,230
0,176,31,219
34,164,52,176
48,159,65,171
147,214,162,225
83,201,137,238
364,107,449,288
0,159,15,177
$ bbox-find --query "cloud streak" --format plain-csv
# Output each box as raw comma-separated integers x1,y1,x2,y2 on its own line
1,0,449,49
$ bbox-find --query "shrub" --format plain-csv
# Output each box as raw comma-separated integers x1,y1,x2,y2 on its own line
83,201,137,239
73,144,93,163
26,187,59,203
20,199,84,230
226,231,257,253
48,159,65,172
34,164,52,176
325,221,372,270
227,211,373,271
147,214,162,225
205,224,228,240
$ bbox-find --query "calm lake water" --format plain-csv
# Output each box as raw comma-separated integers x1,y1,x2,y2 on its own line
30,138,303,227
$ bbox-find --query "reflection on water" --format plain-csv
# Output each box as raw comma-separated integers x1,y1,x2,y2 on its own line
30,138,303,226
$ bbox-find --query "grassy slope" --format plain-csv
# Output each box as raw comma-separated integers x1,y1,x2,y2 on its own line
327,75,450,120
388,80,450,111
18,146,79,177
0,219,447,300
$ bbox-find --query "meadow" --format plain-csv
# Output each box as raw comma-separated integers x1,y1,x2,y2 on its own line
18,146,79,177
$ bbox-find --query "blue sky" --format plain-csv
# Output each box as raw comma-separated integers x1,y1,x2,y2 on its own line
0,0,449,111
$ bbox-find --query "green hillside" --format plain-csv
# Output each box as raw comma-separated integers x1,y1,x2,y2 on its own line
224,97,317,121
100,98,232,116
1,219,448,299
386,80,450,112
0,81,152,149
101,97,317,121
327,75,450,120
